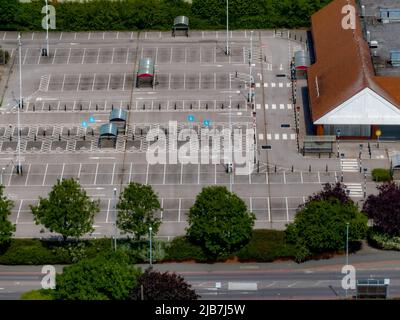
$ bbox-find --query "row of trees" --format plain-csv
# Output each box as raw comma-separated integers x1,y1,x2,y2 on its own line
0,0,331,31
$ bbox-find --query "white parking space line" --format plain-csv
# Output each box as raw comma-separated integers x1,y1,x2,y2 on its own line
77,163,82,179
52,48,57,64
24,164,31,186
107,74,111,91
94,163,99,185
214,73,216,90
180,164,183,185
125,48,129,64
155,47,158,64
81,48,86,64
67,48,72,64
178,198,182,222
285,197,289,221
22,48,29,65
42,164,48,186
122,73,126,91
111,163,116,185
16,200,23,224
146,163,149,184
92,74,96,91
106,199,111,223
59,32,63,40
267,197,271,221
111,47,115,64
60,163,65,181
129,162,132,182
283,171,286,184
170,47,173,64
168,73,171,90
300,171,303,184
317,171,321,183
77,73,81,91
2,32,6,40
96,48,100,64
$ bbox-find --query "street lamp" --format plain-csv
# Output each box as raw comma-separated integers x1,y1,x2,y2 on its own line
225,0,230,55
44,0,49,57
149,226,153,267
1,167,5,185
345,222,349,298
336,129,342,182
17,34,23,175
113,187,117,251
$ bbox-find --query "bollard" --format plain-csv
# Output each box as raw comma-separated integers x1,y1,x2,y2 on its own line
127,104,130,110
43,130,46,137
237,103,240,109
140,129,143,136
326,164,328,172
174,103,177,110
68,129,70,137
83,135,86,141
143,104,145,110
64,105,67,111
309,165,311,172
96,104,98,111
59,134,61,141
206,103,208,110
92,129,94,136
34,134,36,141
80,104,82,111
9,135,12,141
112,104,114,110
49,105,51,111
132,134,134,140
221,103,224,109
159,104,161,110
33,105,35,112
190,104,192,110
274,165,277,173
291,165,294,172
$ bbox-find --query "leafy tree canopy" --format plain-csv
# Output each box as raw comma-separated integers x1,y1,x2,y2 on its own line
0,185,15,247
187,186,255,259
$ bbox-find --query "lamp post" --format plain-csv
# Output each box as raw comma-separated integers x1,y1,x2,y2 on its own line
17,33,22,175
336,129,342,182
345,222,349,298
45,0,49,56
149,226,153,267
113,187,117,251
1,167,5,185
225,0,230,55
248,31,254,109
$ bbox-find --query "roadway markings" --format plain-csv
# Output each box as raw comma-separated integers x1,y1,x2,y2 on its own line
341,159,359,172
344,183,363,197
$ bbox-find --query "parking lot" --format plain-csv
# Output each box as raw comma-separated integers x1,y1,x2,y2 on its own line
0,30,353,238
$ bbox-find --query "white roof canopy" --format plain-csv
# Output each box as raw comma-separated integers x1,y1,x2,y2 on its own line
315,88,400,125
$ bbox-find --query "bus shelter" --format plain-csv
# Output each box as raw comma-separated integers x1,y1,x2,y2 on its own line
172,16,189,37
303,135,335,156
391,153,400,180
136,57,155,88
98,123,118,148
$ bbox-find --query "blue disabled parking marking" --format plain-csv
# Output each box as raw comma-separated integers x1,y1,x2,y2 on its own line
81,121,88,127
188,115,195,122
89,116,95,123
203,119,210,126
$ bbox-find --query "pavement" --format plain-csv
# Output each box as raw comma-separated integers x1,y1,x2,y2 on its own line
0,30,397,239
1,243,400,300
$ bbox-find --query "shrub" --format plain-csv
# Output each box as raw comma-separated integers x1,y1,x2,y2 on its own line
165,236,208,262
20,289,54,300
372,169,392,182
0,238,112,265
0,48,10,65
236,230,296,262
368,228,400,251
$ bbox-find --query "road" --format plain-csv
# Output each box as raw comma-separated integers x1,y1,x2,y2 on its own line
1,248,400,300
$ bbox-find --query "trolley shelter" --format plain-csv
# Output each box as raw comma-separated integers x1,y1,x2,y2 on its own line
391,153,400,180
109,108,128,133
136,58,155,88
98,123,118,148
356,279,389,299
172,16,189,37
294,50,310,78
303,135,335,156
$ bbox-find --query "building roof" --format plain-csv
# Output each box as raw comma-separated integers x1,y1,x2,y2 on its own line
308,0,400,123
138,58,154,78
109,108,127,122
99,123,118,137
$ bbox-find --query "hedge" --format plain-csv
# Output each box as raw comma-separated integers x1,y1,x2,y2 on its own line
165,230,296,263
20,289,54,300
372,169,392,182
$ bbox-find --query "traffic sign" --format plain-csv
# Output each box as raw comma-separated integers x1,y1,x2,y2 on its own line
376,129,382,137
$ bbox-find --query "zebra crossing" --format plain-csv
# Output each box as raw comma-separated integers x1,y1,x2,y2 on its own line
344,183,363,197
340,159,359,172
266,133,296,141
264,103,293,110
258,82,292,88
38,75,50,92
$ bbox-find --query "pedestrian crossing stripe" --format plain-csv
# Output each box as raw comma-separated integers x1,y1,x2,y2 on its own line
274,134,279,140
265,104,269,109
272,104,276,109
282,134,287,140
256,83,261,88
279,83,283,88
271,83,276,87
280,104,285,109
264,83,268,88
287,104,292,109
258,134,264,140
256,104,261,109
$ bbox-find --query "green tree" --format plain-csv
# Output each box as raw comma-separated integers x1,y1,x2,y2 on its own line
54,252,141,300
286,199,368,262
0,0,19,30
130,268,199,300
0,185,15,247
187,186,255,259
117,182,161,241
30,178,99,241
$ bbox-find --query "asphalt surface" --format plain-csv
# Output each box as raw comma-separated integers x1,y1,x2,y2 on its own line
0,30,397,239
1,246,400,300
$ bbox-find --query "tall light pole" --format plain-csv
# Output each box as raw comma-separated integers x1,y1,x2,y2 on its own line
17,33,22,175
248,31,254,109
1,167,5,185
346,222,349,298
45,0,49,56
225,0,230,55
149,226,153,267
113,187,117,251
